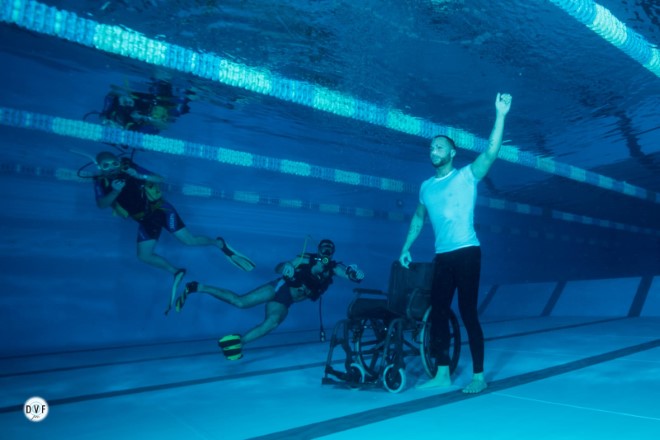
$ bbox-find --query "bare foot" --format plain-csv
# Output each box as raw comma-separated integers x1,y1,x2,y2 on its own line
462,372,487,394
417,365,451,390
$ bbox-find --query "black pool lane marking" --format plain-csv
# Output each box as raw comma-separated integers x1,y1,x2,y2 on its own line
0,317,623,378
0,316,635,415
248,338,660,440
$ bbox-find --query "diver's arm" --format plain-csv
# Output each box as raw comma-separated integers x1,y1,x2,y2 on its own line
124,166,164,184
95,180,125,209
333,262,364,282
96,191,119,209
142,172,164,184
276,255,309,277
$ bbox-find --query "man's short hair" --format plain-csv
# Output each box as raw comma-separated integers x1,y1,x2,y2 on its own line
431,135,457,150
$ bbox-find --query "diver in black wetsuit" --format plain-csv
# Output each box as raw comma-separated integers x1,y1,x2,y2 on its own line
98,79,192,134
93,151,254,314
174,239,365,360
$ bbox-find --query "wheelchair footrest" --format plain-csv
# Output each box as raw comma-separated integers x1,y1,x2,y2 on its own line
322,377,341,386
325,366,352,382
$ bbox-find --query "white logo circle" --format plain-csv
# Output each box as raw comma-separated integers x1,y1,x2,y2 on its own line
24,396,49,422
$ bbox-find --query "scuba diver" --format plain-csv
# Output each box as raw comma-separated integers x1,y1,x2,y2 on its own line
92,150,255,313
174,239,365,360
95,79,192,134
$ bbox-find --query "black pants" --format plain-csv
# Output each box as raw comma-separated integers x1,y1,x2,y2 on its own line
430,246,484,374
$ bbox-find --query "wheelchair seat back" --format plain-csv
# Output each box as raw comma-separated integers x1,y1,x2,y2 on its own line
387,261,434,320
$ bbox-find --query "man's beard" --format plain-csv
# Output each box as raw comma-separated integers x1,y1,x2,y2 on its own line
432,155,451,168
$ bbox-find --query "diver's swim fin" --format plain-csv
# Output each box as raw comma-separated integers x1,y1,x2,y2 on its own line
175,281,197,313
217,237,256,272
165,268,186,315
219,334,243,360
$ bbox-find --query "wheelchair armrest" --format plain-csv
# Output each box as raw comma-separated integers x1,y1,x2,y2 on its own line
352,287,386,296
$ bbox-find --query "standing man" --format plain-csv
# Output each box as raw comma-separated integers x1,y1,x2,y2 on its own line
399,93,513,393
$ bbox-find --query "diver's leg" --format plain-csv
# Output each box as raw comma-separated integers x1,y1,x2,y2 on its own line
189,282,276,309
242,302,289,345
173,226,255,271
153,202,221,249
136,233,186,315
136,239,180,274
173,227,222,248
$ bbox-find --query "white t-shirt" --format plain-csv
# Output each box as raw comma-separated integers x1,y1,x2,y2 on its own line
419,165,480,254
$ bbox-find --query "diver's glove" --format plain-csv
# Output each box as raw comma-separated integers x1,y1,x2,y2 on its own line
110,179,126,191
282,262,295,279
346,264,364,283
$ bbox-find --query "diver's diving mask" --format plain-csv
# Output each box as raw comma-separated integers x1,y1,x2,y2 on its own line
316,239,335,265
99,160,120,171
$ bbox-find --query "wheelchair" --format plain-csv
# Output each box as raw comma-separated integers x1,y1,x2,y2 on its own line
322,261,461,393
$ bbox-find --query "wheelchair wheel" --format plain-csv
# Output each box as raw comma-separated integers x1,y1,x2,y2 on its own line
420,306,461,377
382,364,406,393
354,317,388,379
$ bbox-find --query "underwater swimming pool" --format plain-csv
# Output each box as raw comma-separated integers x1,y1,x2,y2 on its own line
1,1,659,438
